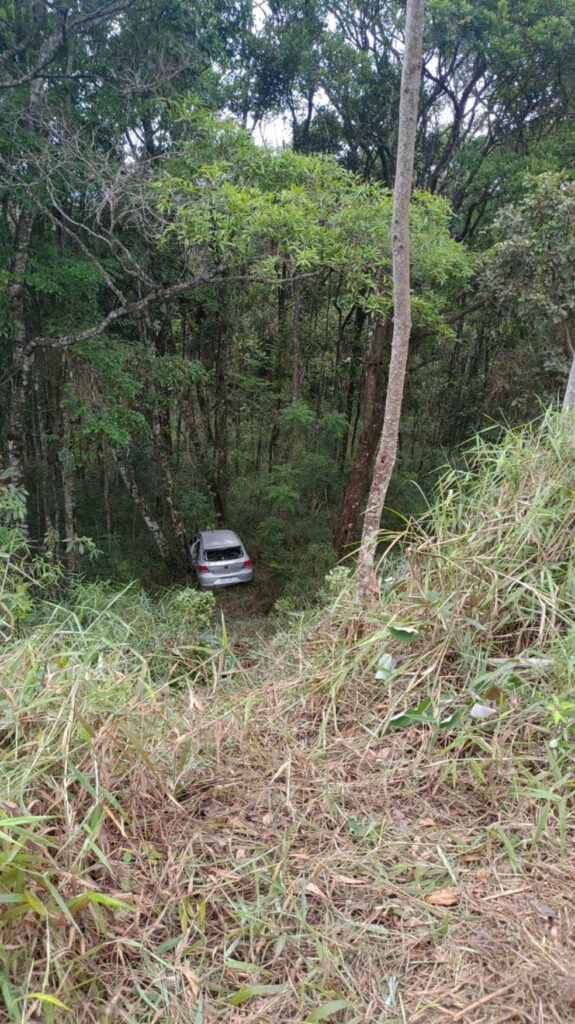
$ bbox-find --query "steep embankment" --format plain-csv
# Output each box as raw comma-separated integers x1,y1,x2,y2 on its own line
1,413,574,1023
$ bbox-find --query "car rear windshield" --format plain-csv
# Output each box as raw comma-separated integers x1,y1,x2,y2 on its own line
204,545,242,562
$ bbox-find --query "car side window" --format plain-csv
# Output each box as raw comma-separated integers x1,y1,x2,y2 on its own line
191,538,200,564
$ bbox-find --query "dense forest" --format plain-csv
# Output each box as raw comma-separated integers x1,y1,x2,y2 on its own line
2,0,574,597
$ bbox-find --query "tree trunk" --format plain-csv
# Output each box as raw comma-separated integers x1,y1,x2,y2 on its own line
291,278,302,401
356,0,426,600
339,305,367,470
189,386,226,520
100,452,113,537
6,38,52,488
214,324,228,517
60,360,77,573
113,452,173,564
34,380,55,540
7,210,34,487
562,323,575,412
151,406,190,565
61,454,76,572
334,318,389,555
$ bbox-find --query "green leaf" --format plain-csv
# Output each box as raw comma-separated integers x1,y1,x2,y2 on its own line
375,653,395,681
18,993,71,1011
387,624,419,644
227,984,286,1006
25,889,49,917
388,697,433,731
305,999,352,1021
67,892,135,913
223,959,262,973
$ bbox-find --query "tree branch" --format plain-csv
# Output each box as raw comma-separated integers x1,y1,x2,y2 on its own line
29,269,322,352
0,1,136,90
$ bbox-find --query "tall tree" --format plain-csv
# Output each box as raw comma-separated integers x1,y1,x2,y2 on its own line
251,0,575,237
478,174,575,415
356,0,426,599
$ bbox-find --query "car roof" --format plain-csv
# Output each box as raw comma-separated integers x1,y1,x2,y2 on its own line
199,529,242,549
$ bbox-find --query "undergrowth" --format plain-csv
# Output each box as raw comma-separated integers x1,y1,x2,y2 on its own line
1,412,574,1023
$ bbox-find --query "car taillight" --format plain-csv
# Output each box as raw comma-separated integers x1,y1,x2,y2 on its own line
242,560,252,568
198,564,208,572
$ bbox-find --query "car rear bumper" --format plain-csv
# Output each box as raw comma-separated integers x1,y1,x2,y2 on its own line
197,569,254,588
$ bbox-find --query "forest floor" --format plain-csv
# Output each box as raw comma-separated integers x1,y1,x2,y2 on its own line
1,414,575,1023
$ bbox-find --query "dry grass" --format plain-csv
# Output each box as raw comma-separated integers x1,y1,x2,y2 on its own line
1,412,575,1023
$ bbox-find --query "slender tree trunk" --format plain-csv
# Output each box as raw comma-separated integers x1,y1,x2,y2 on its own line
562,323,575,412
7,210,34,486
140,312,190,564
31,392,48,538
151,407,190,565
189,386,226,520
214,325,228,517
255,428,262,472
291,278,302,401
6,43,51,488
100,452,113,537
356,0,426,599
61,456,76,572
339,305,367,470
333,319,389,555
33,378,54,540
268,408,280,473
113,452,173,563
60,360,77,573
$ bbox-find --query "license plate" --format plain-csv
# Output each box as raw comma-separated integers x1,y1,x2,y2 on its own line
215,576,240,585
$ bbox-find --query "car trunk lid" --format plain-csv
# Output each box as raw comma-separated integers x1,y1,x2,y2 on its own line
204,545,245,576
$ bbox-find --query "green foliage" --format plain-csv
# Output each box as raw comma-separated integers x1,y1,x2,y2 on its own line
0,480,28,526
279,400,316,434
483,173,575,329
0,483,64,641
473,173,575,416
166,587,215,631
156,110,471,320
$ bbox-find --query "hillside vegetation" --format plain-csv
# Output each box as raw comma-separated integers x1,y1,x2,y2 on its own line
1,413,574,1023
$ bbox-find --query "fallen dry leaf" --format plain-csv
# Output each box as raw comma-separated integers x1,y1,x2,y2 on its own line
176,965,199,996
188,693,204,712
425,888,459,907
485,683,504,704
419,818,435,827
304,881,328,899
229,817,257,834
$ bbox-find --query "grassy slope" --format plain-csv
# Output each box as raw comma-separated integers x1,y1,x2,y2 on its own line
1,413,575,1024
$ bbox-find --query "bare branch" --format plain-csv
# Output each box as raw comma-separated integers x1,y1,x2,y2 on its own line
30,269,322,352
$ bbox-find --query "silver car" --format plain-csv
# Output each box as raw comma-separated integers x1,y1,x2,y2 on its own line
190,529,254,589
